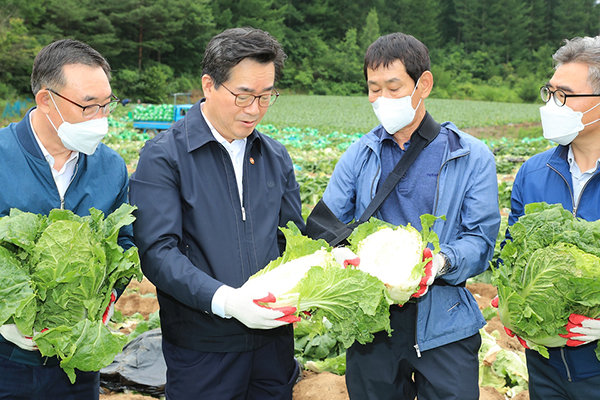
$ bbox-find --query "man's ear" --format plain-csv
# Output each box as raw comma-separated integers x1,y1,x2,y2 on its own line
201,75,214,99
418,70,434,99
36,89,52,114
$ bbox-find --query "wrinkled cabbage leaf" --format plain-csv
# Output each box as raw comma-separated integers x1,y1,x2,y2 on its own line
0,204,142,382
493,202,600,359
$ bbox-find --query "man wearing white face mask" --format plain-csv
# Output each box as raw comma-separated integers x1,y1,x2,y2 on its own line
505,36,600,400
0,39,134,399
308,33,500,399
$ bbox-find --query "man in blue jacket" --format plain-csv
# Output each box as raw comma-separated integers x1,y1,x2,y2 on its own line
0,39,134,399
129,27,305,399
311,33,500,399
506,36,600,400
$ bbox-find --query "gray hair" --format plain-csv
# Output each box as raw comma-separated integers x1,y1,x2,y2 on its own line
201,27,286,88
553,36,600,93
31,39,111,95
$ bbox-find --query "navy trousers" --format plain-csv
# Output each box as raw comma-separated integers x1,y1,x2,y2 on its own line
162,332,298,400
527,349,600,400
346,303,481,400
0,356,99,400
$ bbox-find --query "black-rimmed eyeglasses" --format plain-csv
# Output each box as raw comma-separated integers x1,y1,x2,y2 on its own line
540,85,600,107
220,83,279,108
46,88,120,118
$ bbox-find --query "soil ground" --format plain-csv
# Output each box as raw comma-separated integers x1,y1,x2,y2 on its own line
100,278,530,400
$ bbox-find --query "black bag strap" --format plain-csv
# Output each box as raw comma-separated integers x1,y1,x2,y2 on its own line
356,112,441,223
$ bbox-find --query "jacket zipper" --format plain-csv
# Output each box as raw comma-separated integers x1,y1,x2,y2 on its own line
572,173,598,217
59,163,79,210
547,164,576,216
414,302,421,357
414,150,468,357
560,347,572,382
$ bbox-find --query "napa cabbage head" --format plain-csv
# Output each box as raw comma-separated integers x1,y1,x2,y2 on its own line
346,215,442,304
245,222,393,348
494,202,600,359
0,204,142,383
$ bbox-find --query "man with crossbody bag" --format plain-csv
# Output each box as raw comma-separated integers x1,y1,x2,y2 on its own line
306,32,500,400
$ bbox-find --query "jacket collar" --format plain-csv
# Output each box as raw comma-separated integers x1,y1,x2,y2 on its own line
547,144,571,175
16,107,45,160
184,99,262,155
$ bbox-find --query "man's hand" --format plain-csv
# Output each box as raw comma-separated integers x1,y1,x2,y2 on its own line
490,295,530,349
224,287,300,329
102,289,117,325
0,324,38,351
411,248,444,298
560,313,600,346
331,247,360,268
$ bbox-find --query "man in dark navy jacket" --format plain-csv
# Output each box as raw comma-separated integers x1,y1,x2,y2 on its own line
130,27,305,399
506,36,600,400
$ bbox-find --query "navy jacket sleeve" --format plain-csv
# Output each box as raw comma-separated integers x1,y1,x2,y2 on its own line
129,139,223,313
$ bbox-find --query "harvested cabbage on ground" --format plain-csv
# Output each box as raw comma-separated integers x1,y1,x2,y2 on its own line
493,202,600,359
347,215,442,304
0,204,142,383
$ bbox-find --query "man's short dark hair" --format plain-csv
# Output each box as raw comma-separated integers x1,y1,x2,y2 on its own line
364,33,430,84
201,27,287,88
31,39,111,95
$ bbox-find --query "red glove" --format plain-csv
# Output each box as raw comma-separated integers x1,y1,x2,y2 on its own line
559,313,600,346
102,290,117,325
254,293,301,324
411,248,438,298
491,295,529,349
331,247,360,268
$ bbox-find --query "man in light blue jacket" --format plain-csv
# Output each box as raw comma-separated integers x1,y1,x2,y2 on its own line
315,33,500,399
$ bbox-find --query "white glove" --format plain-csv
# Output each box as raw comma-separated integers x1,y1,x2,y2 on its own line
0,324,38,351
412,249,445,298
223,286,298,330
331,247,360,267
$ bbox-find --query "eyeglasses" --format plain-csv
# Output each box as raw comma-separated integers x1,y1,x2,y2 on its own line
220,83,279,108
540,85,600,107
46,88,120,118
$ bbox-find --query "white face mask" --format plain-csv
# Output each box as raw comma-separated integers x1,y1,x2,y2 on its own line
540,99,600,146
46,93,108,155
371,78,422,135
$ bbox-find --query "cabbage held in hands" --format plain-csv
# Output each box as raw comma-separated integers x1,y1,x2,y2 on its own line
347,215,442,304
493,202,600,359
244,223,392,348
0,205,142,382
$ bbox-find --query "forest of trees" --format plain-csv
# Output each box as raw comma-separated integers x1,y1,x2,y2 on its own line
1,0,599,103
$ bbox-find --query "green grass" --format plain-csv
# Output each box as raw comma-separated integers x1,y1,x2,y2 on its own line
262,95,542,134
